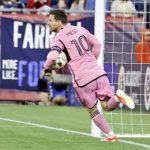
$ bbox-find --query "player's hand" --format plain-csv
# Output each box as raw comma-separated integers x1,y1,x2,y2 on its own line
44,69,52,74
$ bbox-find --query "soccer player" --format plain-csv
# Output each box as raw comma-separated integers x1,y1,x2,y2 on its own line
43,9,135,142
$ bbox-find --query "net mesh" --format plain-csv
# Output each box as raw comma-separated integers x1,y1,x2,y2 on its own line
103,0,150,137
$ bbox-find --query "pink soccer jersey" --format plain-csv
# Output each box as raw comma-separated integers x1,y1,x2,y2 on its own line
44,24,106,87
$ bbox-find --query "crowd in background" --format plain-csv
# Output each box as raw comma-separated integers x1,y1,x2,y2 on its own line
0,0,95,15
0,0,147,16
0,0,148,18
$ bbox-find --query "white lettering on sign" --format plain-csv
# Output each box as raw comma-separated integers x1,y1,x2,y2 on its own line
13,21,55,49
2,59,18,80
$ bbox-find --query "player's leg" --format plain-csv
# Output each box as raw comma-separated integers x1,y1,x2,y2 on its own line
75,81,118,142
95,76,119,111
87,103,118,142
52,86,67,105
96,76,135,110
53,96,67,105
39,92,51,106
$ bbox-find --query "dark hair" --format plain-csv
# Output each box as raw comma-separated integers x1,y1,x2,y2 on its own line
49,9,67,24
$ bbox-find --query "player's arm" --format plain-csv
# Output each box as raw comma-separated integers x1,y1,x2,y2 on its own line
44,49,60,70
44,38,64,70
86,30,101,59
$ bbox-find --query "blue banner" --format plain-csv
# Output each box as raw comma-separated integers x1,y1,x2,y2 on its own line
1,18,50,90
0,16,94,91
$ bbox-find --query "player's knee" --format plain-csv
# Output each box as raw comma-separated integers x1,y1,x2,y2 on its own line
88,105,100,118
99,96,114,112
39,92,49,101
53,96,67,105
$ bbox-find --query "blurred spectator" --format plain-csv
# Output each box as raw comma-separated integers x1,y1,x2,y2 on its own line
27,0,52,15
38,5,51,15
85,0,95,11
52,0,67,9
0,0,2,5
57,0,67,9
0,0,4,9
20,0,28,7
2,0,25,8
110,0,137,17
38,70,67,106
133,0,144,12
51,0,57,6
27,0,51,9
146,1,150,29
135,29,150,63
66,0,74,8
69,0,85,16
2,0,15,8
105,0,111,11
16,0,26,8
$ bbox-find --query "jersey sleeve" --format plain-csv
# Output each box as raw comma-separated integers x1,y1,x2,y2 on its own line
86,29,101,59
51,35,64,52
44,36,64,70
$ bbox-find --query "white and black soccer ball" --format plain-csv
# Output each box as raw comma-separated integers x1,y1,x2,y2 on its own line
52,51,67,69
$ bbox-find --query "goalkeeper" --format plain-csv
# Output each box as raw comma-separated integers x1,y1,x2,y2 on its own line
43,9,135,142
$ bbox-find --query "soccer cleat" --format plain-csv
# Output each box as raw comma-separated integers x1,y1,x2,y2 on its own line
116,90,135,109
101,135,119,142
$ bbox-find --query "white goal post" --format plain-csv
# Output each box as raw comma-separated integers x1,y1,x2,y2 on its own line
91,0,105,137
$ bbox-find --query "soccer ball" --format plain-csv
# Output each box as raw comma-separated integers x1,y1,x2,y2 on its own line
52,51,67,69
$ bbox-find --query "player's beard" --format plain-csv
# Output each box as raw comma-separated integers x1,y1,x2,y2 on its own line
50,26,58,32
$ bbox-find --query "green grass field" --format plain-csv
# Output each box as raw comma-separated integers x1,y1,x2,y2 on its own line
0,104,149,150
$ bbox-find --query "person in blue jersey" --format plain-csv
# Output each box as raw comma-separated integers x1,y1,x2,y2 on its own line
38,70,67,106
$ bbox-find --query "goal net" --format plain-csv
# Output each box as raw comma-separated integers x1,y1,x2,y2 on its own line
93,0,150,138
105,0,150,138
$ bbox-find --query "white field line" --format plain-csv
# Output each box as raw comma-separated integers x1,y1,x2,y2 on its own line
0,125,35,128
0,117,91,136
0,117,150,149
119,140,150,149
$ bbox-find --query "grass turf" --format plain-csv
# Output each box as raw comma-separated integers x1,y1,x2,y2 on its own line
0,104,149,150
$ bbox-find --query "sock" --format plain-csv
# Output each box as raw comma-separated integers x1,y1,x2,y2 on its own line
92,113,112,134
107,131,115,137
